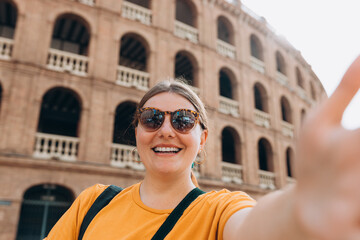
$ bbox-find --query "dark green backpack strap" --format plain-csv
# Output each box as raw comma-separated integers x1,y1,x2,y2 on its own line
78,185,123,240
151,188,206,240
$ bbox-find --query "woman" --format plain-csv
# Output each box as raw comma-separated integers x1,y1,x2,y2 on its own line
46,56,360,240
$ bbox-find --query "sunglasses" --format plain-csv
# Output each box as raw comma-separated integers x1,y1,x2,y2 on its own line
137,107,200,133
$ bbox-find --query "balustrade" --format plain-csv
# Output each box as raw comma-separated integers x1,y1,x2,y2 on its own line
47,49,88,76
77,0,95,6
0,37,13,60
253,109,270,128
110,143,145,170
219,96,240,117
250,56,265,73
174,21,199,44
116,65,149,90
33,133,79,161
296,86,307,100
287,177,296,185
222,162,243,184
258,169,276,189
275,71,288,86
217,40,236,59
122,1,152,25
281,121,294,137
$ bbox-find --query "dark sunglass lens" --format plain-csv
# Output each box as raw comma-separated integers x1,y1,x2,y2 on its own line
140,109,164,131
172,110,196,133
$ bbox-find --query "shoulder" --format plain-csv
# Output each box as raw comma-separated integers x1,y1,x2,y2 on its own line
200,189,256,207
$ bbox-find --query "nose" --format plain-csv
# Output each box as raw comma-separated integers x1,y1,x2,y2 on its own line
157,115,175,138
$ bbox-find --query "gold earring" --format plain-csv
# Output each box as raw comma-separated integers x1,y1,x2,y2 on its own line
195,150,206,165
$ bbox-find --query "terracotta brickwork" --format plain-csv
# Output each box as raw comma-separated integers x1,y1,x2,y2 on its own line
0,0,326,239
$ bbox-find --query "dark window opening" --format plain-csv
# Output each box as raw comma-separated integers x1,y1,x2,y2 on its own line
113,102,137,146
276,52,286,75
217,17,231,43
254,85,264,111
175,52,195,86
258,138,272,171
281,97,291,123
219,70,232,99
119,35,147,71
250,35,262,60
125,0,150,8
222,128,237,164
286,148,293,177
176,0,195,27
0,1,17,38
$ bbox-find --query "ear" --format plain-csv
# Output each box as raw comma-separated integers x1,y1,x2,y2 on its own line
199,129,208,150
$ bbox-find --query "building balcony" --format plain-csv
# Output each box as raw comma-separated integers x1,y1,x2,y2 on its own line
217,40,236,59
174,21,199,44
47,48,88,76
122,1,152,25
296,86,307,100
116,65,149,91
250,56,265,74
253,109,270,128
281,121,294,138
0,37,13,60
275,71,288,86
258,169,276,190
33,132,79,162
222,162,243,184
287,177,296,185
219,96,240,117
110,143,145,170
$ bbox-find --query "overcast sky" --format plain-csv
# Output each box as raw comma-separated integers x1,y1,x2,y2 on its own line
241,0,360,129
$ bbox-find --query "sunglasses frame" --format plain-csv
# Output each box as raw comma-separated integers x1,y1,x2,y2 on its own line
137,107,200,133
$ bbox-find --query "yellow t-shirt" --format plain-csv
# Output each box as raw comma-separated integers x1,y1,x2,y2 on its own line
45,182,255,240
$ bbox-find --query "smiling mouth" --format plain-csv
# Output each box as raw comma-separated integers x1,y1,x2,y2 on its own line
152,147,182,154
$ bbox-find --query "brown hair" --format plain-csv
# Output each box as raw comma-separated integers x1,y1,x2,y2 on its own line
133,79,208,131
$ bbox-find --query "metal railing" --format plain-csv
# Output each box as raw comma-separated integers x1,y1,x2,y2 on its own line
174,21,199,44
116,65,149,90
33,133,79,162
254,109,270,128
0,37,13,60
250,56,265,74
110,143,145,170
217,39,236,59
219,96,240,117
47,48,88,76
222,162,243,184
258,169,276,190
122,1,152,25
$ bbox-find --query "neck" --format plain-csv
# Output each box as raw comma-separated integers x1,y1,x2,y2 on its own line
140,171,196,209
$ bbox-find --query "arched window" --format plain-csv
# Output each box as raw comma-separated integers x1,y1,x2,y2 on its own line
51,14,90,55
176,0,196,27
296,67,304,88
280,96,292,123
125,0,150,8
254,83,268,112
221,127,241,164
301,109,306,125
258,138,273,171
250,34,263,61
286,147,294,178
217,16,233,44
16,184,74,240
37,87,82,137
310,82,316,100
275,51,286,75
119,34,148,72
175,51,197,87
0,0,17,39
219,69,233,99
113,101,137,146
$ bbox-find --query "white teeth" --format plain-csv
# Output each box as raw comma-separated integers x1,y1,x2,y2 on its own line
153,147,180,153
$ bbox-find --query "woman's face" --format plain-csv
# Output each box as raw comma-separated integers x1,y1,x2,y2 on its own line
135,92,207,176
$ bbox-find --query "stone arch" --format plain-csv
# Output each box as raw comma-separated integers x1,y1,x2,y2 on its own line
286,147,295,178
37,87,82,137
258,137,273,172
113,101,137,146
219,67,236,100
50,13,91,55
174,50,198,87
175,0,197,27
221,126,241,164
250,34,263,61
253,82,268,112
275,51,286,75
0,0,18,39
16,184,74,240
296,67,304,88
119,32,150,72
280,96,292,123
217,15,234,44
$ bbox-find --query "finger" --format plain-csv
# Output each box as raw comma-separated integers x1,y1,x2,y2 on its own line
317,55,360,126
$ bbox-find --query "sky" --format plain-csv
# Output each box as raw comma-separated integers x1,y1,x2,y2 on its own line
241,0,360,129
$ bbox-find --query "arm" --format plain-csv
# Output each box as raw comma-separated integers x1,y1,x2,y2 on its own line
224,55,360,240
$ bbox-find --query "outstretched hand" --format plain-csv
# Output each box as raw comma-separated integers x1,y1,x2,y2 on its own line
294,55,360,240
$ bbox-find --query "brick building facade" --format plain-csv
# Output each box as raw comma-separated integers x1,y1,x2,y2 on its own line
0,0,326,239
